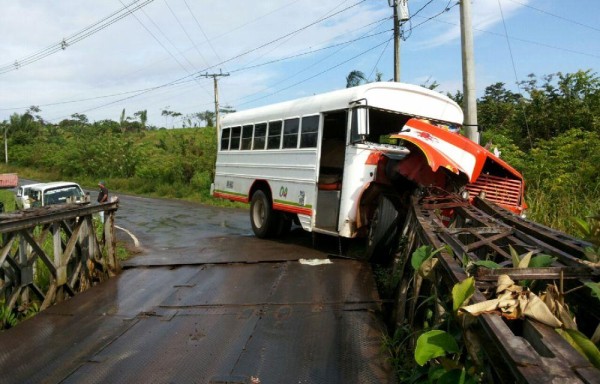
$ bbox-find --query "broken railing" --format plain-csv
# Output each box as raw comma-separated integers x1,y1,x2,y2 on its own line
0,201,119,317
394,191,599,383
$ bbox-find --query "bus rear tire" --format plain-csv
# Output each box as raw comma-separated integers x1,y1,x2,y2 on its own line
250,190,277,238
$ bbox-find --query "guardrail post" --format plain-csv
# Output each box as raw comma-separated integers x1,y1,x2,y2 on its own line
53,222,66,302
104,209,119,276
18,235,31,306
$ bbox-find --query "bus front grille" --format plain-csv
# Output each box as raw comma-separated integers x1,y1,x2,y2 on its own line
466,174,522,208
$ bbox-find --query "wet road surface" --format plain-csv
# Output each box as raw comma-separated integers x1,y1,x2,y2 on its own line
0,193,393,383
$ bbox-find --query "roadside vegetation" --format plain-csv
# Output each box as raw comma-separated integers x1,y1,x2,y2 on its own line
1,70,598,237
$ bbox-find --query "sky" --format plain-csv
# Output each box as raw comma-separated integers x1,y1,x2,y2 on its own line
1,0,599,128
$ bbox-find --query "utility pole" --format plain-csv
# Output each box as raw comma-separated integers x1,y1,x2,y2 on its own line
200,70,230,133
460,0,479,143
389,0,409,82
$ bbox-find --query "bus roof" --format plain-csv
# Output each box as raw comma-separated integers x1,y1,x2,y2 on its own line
222,82,464,127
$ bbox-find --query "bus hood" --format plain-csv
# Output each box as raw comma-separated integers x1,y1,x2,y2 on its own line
390,118,522,183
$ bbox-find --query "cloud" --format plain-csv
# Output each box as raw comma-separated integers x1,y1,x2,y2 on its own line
0,0,389,126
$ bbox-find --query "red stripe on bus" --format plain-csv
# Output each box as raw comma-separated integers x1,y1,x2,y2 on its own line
214,192,249,203
273,202,312,216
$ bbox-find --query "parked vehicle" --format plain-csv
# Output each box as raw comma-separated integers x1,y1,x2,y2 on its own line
16,182,87,209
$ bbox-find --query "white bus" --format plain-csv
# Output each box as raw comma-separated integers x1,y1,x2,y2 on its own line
212,82,525,258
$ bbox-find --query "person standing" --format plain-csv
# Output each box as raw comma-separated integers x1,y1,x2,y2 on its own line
97,181,108,221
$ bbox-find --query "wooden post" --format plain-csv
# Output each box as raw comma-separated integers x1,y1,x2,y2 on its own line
104,210,119,276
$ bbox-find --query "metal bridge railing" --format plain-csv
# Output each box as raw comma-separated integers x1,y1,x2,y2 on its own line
0,200,119,317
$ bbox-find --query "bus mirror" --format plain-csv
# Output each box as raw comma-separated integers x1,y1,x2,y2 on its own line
356,107,368,136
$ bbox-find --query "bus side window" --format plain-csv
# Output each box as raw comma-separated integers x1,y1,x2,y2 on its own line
241,125,253,150
230,126,241,150
221,128,231,150
253,123,267,150
300,115,319,148
267,121,282,149
282,118,299,149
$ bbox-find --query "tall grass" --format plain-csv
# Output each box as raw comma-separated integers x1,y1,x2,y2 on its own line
525,184,600,237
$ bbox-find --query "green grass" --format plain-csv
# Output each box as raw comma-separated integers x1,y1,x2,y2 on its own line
525,185,600,238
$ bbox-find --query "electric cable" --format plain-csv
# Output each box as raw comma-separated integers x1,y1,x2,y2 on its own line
46,0,371,119
506,0,600,33
234,37,393,108
0,0,155,75
3,21,390,114
497,0,533,149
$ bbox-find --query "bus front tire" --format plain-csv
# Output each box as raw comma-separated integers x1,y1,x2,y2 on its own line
250,190,277,238
366,195,399,263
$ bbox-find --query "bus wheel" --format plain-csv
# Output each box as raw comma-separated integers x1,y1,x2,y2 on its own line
366,195,399,263
250,190,276,238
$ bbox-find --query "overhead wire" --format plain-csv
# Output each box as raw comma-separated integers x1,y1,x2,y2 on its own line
236,0,351,70
4,21,390,114
118,0,212,98
163,0,210,69
422,16,600,59
403,0,457,37
235,37,393,108
48,0,370,119
0,0,155,75
506,0,600,33
44,0,371,121
182,0,223,64
9,0,596,121
229,16,392,105
497,0,533,149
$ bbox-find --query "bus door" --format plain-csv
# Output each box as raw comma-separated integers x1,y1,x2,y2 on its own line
314,111,347,233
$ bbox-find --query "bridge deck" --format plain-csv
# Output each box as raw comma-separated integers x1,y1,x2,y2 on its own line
0,235,393,383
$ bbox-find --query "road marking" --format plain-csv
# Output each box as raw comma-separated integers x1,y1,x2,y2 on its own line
115,225,140,248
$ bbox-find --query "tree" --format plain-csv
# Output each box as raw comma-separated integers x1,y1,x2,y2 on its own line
120,108,127,132
9,112,40,145
71,113,89,124
134,110,148,130
346,70,367,88
26,105,44,123
161,108,181,128
1,120,8,163
198,111,215,127
420,77,439,90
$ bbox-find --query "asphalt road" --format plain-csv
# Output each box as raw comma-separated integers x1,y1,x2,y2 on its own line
0,190,393,383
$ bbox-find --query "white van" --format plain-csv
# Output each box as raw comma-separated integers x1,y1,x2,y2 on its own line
17,182,87,209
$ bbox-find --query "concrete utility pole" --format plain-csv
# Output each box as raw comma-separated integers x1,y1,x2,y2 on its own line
460,0,479,143
200,70,230,133
389,0,409,82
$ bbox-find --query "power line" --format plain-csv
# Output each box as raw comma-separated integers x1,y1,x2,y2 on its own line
182,0,222,65
367,38,392,81
235,38,393,108
497,0,533,149
231,28,391,74
506,0,600,33
403,0,457,37
3,21,390,114
423,16,600,59
237,0,352,71
230,17,392,105
163,0,210,69
46,0,371,119
0,0,155,75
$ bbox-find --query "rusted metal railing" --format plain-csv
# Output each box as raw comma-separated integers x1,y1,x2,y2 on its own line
393,191,599,384
0,201,119,315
